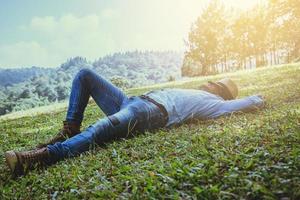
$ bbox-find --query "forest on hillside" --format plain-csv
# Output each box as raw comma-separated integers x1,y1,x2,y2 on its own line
0,51,183,115
183,0,300,76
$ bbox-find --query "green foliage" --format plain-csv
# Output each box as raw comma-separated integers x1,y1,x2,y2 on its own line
0,51,183,116
0,73,72,115
184,0,227,75
183,0,300,76
0,63,299,199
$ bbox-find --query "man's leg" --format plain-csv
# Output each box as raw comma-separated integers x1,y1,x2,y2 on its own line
48,96,167,163
37,69,128,148
48,107,137,163
5,97,165,175
66,68,128,124
5,108,136,176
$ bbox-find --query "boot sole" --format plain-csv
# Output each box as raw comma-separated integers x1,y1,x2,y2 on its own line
5,151,18,173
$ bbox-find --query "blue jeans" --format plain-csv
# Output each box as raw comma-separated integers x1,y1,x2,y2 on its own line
47,69,165,163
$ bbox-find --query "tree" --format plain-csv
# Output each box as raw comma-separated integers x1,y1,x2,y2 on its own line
167,75,175,82
248,4,270,67
55,85,69,101
19,89,31,99
268,0,300,62
183,0,228,76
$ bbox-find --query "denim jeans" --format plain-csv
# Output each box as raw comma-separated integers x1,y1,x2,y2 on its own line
47,69,165,163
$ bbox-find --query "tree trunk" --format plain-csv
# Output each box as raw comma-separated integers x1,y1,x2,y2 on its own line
275,50,279,64
271,50,274,65
263,53,267,66
255,55,259,68
221,61,224,73
225,54,228,72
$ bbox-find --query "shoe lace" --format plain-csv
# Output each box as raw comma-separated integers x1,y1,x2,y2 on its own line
22,148,48,162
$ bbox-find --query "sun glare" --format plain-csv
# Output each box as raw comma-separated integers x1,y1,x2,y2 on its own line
220,0,263,10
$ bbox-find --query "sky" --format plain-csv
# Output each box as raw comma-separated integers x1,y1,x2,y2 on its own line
0,0,262,68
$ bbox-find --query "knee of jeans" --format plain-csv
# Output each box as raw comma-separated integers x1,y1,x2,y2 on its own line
77,68,95,79
76,68,102,81
75,69,100,91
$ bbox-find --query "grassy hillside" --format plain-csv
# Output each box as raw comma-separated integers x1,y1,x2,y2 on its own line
0,63,299,199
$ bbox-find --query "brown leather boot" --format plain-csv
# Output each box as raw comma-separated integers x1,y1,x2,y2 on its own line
5,147,50,176
36,121,81,148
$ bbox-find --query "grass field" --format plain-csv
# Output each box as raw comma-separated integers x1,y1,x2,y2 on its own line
0,63,299,199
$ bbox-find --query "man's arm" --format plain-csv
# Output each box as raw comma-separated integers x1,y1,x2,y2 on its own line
209,95,265,118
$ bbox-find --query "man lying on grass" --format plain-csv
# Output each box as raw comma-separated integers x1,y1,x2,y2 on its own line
5,69,264,176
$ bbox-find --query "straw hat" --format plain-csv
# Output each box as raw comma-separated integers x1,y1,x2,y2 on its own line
216,78,238,100
201,78,238,100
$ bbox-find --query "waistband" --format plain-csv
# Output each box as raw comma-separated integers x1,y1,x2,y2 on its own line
139,94,169,126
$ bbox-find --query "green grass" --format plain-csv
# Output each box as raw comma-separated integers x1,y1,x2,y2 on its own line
0,63,299,199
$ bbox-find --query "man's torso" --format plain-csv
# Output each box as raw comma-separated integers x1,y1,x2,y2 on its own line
144,88,225,127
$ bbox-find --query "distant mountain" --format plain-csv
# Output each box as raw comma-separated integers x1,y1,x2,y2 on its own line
0,67,55,87
0,51,183,115
59,51,183,85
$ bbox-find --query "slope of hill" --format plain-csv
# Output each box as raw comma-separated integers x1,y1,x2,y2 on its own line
0,63,299,199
